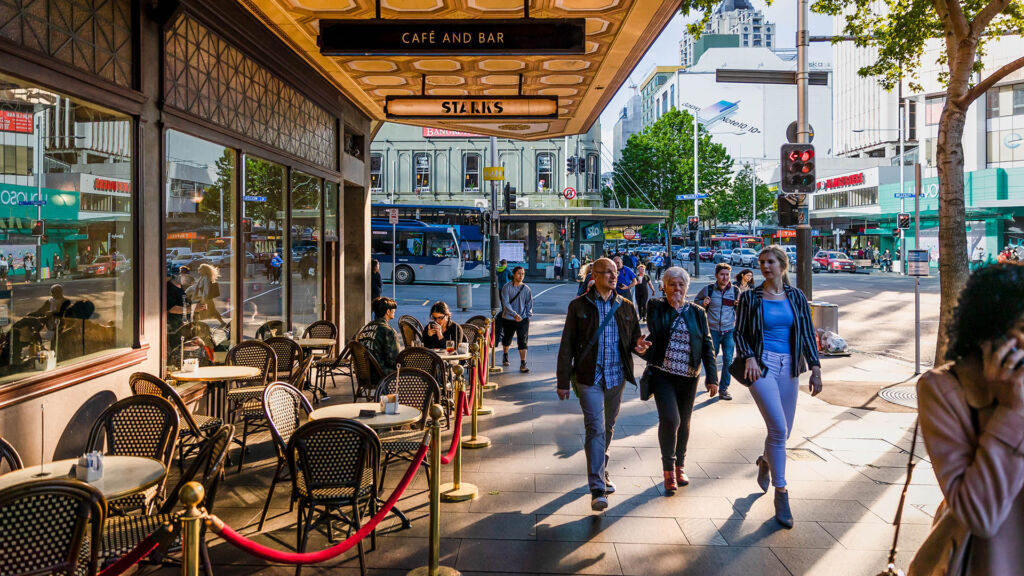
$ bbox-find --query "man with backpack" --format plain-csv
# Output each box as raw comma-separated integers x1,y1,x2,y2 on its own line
694,263,739,401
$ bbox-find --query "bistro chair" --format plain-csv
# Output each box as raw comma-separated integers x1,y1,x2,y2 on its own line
233,353,310,474
302,320,338,341
287,418,381,576
224,340,277,472
87,395,179,514
348,340,385,402
395,347,451,426
258,381,313,531
130,372,223,472
100,425,233,574
265,336,303,381
397,320,421,349
0,479,105,576
374,368,440,488
398,314,423,335
312,342,353,403
255,320,287,341
466,315,492,347
0,436,23,473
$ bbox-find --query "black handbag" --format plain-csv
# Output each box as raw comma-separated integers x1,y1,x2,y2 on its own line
729,356,765,387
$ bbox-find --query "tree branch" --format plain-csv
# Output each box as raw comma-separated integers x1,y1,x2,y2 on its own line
959,55,1024,106
943,0,971,38
931,0,962,63
970,0,1011,38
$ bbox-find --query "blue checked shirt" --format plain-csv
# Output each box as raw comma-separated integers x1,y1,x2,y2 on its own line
593,293,623,389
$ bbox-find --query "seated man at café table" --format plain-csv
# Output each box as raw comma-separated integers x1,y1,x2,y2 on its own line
421,301,465,350
356,296,400,373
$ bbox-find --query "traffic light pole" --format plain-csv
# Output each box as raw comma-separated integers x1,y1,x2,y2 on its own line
489,136,500,328
693,114,700,278
795,0,813,299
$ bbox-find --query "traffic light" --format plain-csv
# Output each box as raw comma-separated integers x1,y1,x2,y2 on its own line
687,216,699,231
777,194,799,227
566,156,576,174
780,143,816,193
577,157,587,174
504,183,517,213
897,212,911,229
31,220,44,236
241,217,252,233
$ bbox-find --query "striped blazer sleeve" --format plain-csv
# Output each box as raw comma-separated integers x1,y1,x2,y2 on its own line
790,287,821,368
734,289,757,361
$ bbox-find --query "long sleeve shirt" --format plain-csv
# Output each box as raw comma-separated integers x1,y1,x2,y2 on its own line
500,282,533,321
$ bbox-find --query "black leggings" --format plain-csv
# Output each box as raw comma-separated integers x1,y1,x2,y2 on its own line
651,368,698,471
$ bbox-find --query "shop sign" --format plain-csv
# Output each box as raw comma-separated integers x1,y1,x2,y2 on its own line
93,178,131,193
385,96,558,120
0,110,33,134
581,220,603,241
168,231,199,240
773,230,796,239
623,228,637,240
816,172,865,191
422,128,485,138
319,19,586,56
0,183,79,220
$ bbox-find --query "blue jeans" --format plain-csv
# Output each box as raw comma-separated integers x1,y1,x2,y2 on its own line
710,330,735,391
577,380,625,493
748,351,799,488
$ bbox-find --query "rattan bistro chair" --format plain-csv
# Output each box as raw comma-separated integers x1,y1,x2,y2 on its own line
302,320,337,342
255,320,287,341
130,372,222,472
100,425,233,575
87,395,179,514
287,418,381,576
225,340,276,471
374,368,440,488
395,347,451,426
0,479,105,576
257,381,313,531
265,337,303,381
398,315,423,336
397,320,421,349
0,436,23,473
349,341,385,402
312,342,353,403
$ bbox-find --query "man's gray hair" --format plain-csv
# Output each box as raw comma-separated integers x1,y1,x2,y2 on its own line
661,266,690,288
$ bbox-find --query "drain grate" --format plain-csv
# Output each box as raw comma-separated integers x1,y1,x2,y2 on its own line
879,385,918,409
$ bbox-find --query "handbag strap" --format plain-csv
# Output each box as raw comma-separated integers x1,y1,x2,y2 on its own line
580,298,620,360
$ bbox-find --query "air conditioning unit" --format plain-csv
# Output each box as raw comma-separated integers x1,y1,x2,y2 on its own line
473,199,488,209
516,197,530,209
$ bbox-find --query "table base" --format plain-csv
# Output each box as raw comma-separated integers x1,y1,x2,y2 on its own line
461,436,491,449
439,482,478,502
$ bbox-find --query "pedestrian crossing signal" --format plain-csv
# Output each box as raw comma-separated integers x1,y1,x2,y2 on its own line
897,213,910,229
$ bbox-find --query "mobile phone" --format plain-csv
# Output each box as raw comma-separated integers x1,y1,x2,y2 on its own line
997,337,1024,370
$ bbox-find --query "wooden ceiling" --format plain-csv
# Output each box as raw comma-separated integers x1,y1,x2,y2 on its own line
238,0,678,140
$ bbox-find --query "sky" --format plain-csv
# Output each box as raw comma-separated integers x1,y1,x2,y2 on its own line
597,0,836,155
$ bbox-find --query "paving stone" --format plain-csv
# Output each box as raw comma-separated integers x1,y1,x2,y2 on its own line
457,539,622,574
614,542,790,576
535,514,687,544
676,518,729,546
771,547,915,576
711,517,841,548
819,521,932,551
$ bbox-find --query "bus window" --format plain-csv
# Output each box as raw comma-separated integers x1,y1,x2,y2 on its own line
426,232,456,257
371,231,392,255
398,231,424,256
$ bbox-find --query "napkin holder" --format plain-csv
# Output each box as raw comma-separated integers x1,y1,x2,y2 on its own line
380,393,399,415
457,342,470,355
76,451,103,482
182,357,200,372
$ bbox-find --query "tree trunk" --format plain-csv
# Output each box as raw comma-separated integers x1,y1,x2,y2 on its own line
667,204,676,261
934,99,969,364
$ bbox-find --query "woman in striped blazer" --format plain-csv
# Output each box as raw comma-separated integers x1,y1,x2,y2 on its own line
734,245,823,529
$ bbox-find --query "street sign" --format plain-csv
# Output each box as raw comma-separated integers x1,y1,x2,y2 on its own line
786,121,815,144
483,166,504,181
243,195,266,202
908,249,930,276
623,228,637,240
675,193,708,201
562,187,577,200
894,192,916,199
18,200,46,206
386,208,399,225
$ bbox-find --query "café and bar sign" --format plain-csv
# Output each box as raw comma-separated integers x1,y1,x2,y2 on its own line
385,96,558,120
318,18,585,56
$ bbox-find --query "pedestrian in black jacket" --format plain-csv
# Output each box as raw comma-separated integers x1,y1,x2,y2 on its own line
370,258,383,301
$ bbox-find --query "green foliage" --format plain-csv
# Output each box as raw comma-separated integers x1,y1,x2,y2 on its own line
717,164,776,229
199,150,236,230
612,108,733,228
243,156,285,229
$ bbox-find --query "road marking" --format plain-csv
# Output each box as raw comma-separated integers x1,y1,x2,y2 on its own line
243,285,281,304
534,284,566,300
423,299,429,306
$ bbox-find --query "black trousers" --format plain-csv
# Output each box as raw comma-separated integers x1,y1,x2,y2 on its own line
651,368,698,471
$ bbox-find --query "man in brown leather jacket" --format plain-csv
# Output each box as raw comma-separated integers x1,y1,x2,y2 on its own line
557,257,648,512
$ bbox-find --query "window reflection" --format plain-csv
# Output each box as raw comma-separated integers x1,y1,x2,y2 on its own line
243,156,286,340
0,73,134,382
290,171,321,334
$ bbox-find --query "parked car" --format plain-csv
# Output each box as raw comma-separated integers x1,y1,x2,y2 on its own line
813,251,857,273
674,247,693,261
85,254,130,276
204,249,232,267
779,245,798,265
729,248,758,267
698,247,713,262
712,250,730,263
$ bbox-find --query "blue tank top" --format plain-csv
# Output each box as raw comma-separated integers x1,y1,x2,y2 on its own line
762,298,794,354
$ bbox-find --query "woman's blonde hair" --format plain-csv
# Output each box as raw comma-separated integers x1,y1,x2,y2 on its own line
198,262,220,282
758,245,790,285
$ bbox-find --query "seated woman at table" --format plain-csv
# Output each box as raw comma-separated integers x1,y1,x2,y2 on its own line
421,301,465,350
357,297,400,373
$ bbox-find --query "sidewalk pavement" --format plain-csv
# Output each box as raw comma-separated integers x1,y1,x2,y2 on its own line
206,312,941,576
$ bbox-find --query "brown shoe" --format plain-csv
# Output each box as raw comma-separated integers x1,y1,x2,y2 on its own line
675,466,690,487
663,471,677,495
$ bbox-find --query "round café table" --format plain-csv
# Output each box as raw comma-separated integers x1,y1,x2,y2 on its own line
170,365,262,424
436,351,471,363
0,456,165,500
296,337,336,349
309,403,420,429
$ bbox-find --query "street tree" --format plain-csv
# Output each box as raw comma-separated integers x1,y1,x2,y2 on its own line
719,164,776,232
612,108,733,255
679,0,1024,361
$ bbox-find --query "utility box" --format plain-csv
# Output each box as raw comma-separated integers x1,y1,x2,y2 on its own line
809,301,839,334
456,283,472,311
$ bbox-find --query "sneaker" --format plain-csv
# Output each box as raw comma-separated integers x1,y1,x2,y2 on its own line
502,353,510,367
719,389,733,401
603,473,616,494
520,362,530,373
590,491,609,512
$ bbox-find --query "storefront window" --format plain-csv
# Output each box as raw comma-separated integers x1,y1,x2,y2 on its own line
463,153,480,193
587,154,599,193
0,74,135,382
414,153,430,194
290,171,321,334
537,153,553,193
1015,85,1024,115
500,222,528,266
242,156,286,339
164,131,236,364
987,88,1000,119
535,223,562,269
370,153,382,194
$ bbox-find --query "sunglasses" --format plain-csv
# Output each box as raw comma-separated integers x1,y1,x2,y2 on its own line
431,314,447,321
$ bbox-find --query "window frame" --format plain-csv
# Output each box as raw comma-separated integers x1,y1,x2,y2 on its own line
463,152,481,194
536,152,554,193
413,152,431,194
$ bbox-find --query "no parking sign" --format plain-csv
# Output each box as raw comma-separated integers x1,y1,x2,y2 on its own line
562,187,576,200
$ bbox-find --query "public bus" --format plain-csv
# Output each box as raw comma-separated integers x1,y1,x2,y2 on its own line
708,234,764,251
371,203,486,278
370,219,463,284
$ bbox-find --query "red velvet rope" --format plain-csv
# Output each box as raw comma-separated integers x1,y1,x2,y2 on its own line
440,390,466,465
209,442,428,565
97,522,174,576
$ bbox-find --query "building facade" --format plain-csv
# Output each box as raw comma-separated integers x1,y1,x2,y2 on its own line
612,94,642,164
680,0,776,67
639,66,682,128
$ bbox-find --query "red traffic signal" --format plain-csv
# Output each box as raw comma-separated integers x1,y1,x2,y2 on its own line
687,215,699,231
31,220,44,236
780,144,816,193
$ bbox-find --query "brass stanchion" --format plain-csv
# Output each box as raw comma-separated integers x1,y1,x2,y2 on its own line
487,315,502,374
179,481,205,576
408,404,460,576
440,363,478,502
461,349,491,449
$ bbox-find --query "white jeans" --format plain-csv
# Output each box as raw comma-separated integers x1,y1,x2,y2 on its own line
748,350,799,488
